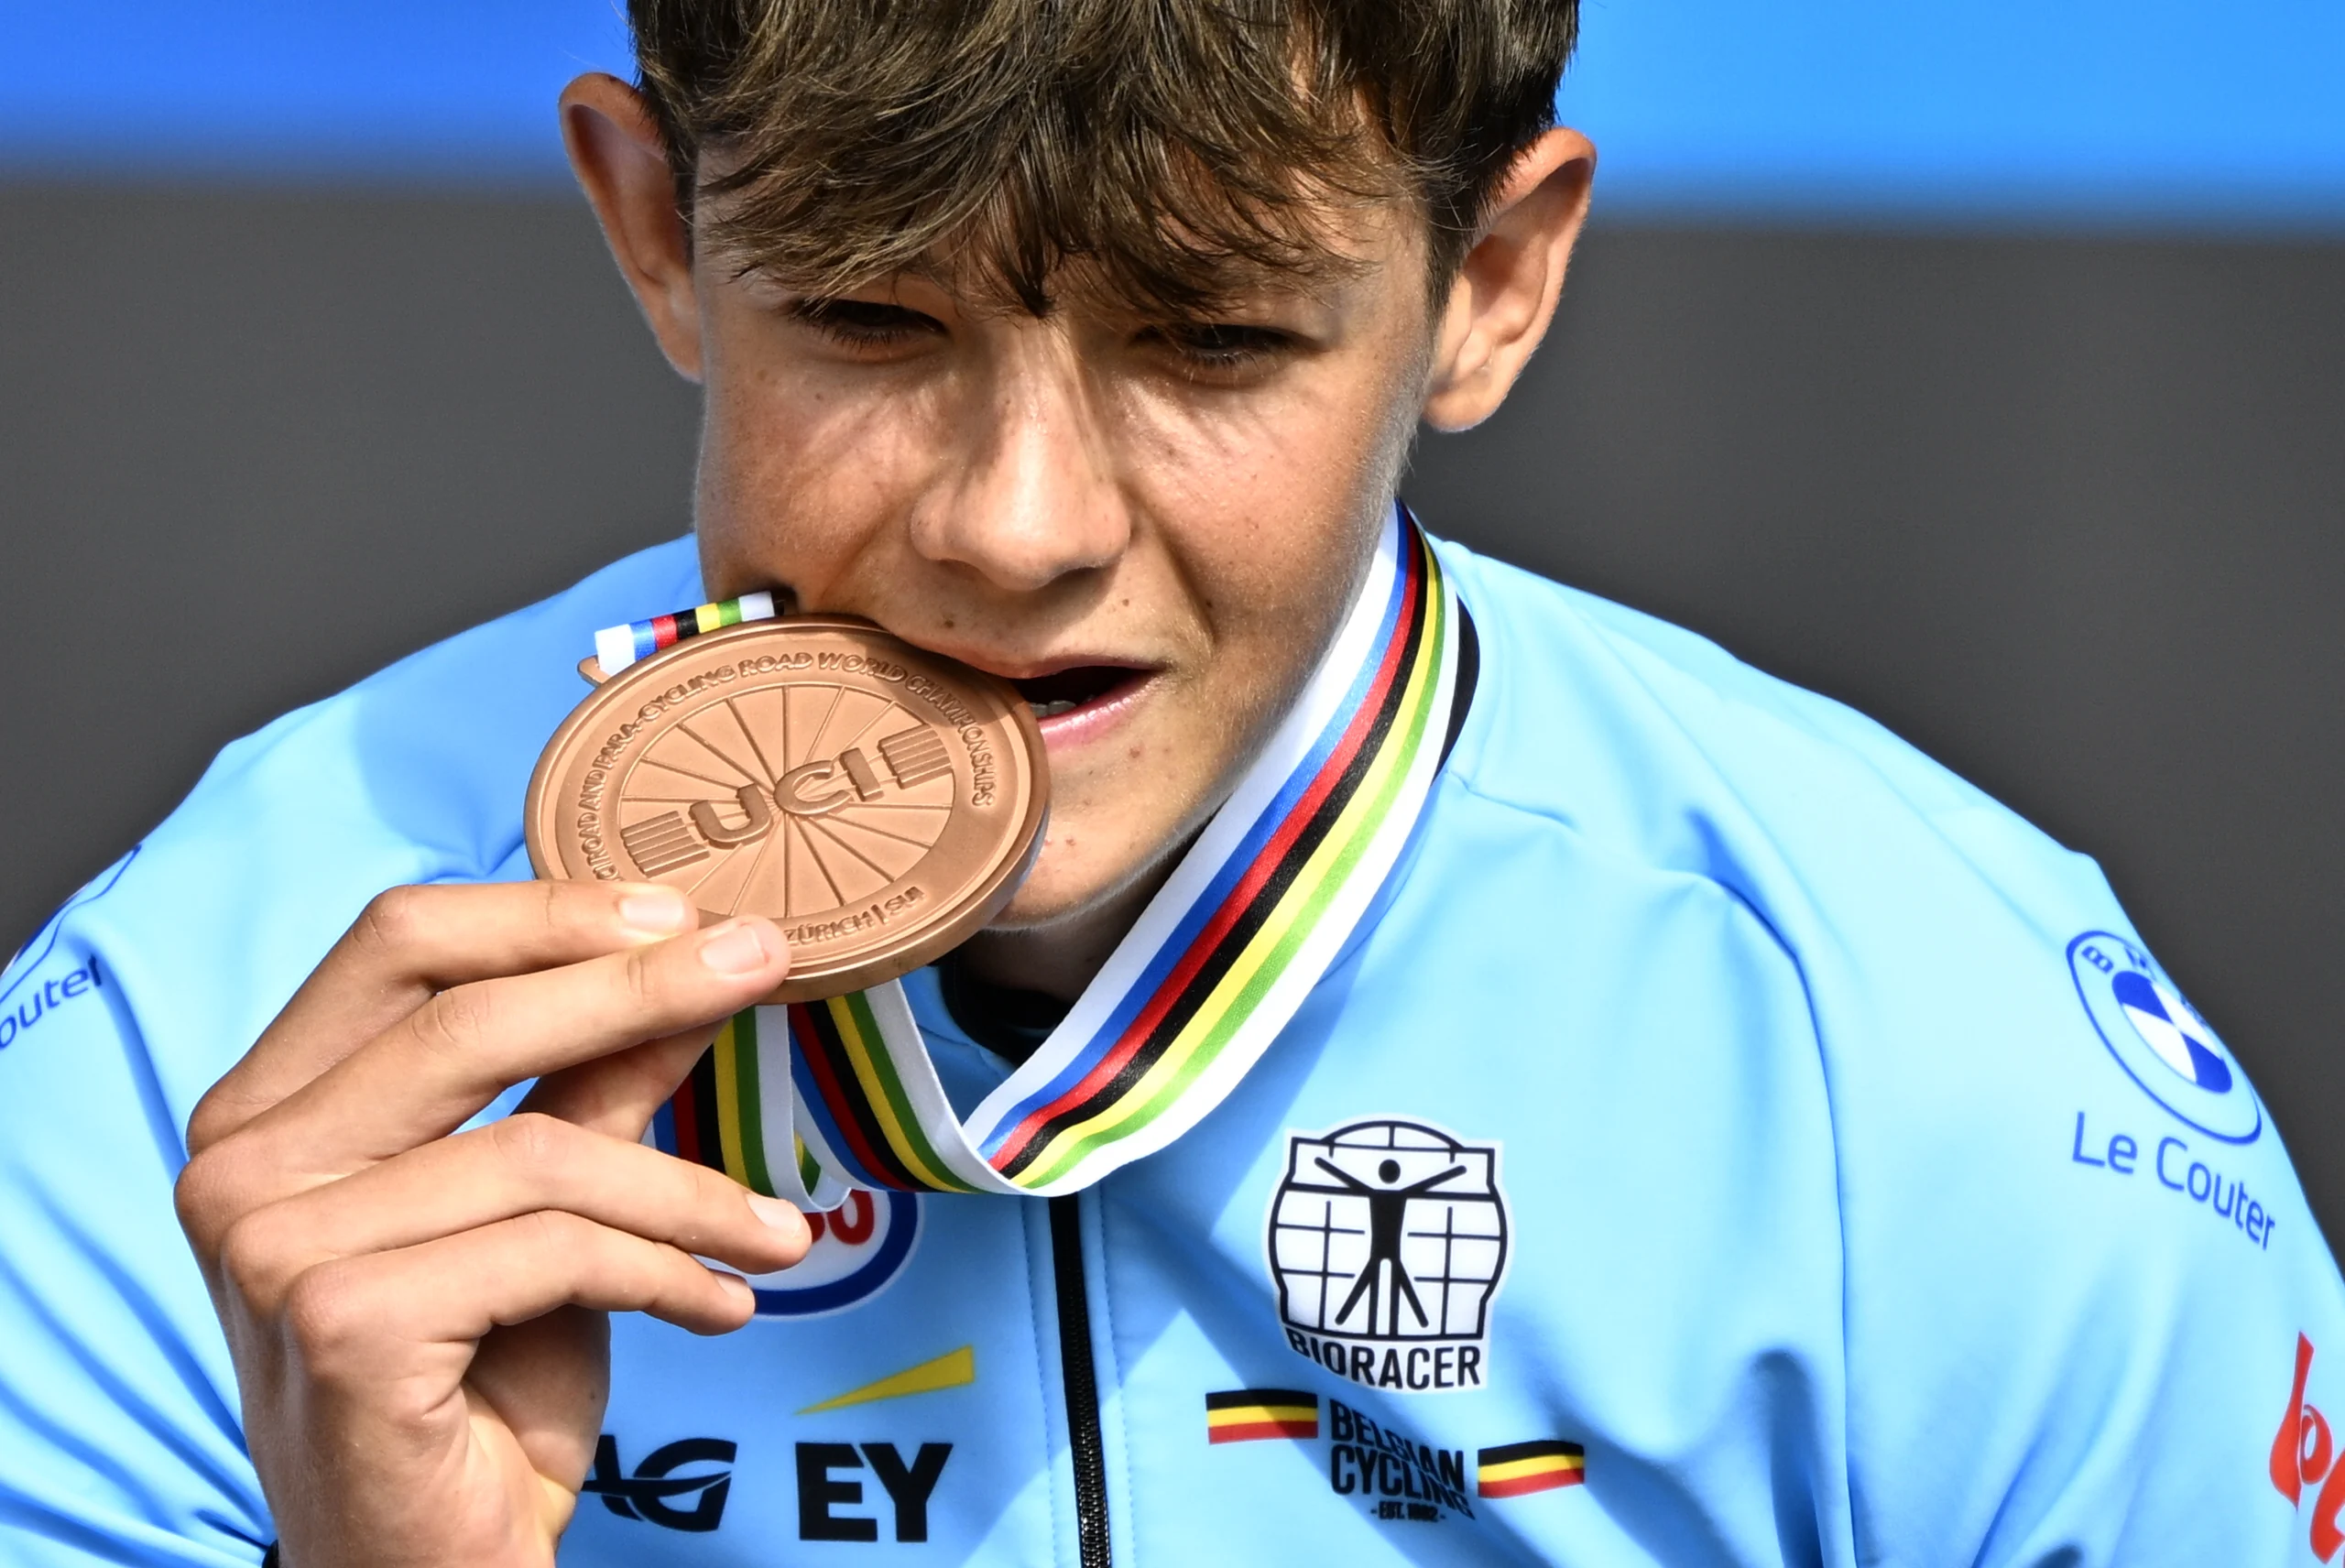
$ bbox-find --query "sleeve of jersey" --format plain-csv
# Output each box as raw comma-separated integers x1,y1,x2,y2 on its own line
0,538,686,1566
1822,822,2345,1565
0,863,271,1567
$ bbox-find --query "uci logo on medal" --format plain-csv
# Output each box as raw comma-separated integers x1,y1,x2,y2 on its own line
2068,931,2260,1145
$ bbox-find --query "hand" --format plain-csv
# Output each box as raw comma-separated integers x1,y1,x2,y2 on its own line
174,881,809,1568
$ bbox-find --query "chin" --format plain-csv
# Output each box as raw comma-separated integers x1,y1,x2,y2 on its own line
982,824,1165,934
985,871,1112,934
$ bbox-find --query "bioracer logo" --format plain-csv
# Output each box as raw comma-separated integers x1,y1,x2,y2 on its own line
1267,1119,1509,1393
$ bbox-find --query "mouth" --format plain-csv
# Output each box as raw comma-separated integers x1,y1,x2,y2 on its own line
1009,664,1150,722
874,627,1162,748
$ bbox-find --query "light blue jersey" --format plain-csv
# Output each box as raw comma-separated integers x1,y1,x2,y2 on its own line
5,530,2341,1565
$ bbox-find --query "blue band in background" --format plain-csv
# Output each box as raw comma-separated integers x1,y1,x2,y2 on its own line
0,1,2340,229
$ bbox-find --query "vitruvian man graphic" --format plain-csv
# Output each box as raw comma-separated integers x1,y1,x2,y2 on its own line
1269,1120,1508,1344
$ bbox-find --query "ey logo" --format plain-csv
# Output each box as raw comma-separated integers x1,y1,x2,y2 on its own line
2273,1334,2345,1560
583,1434,736,1532
797,1442,954,1543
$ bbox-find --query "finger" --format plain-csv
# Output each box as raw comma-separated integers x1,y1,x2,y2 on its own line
519,1024,721,1141
217,1113,808,1310
241,916,789,1174
465,1307,611,1507
191,879,703,1152
182,918,789,1246
285,1213,759,1362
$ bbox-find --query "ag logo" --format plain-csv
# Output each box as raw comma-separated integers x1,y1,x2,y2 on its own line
742,1189,921,1317
1267,1119,1508,1393
584,1434,736,1532
2068,931,2260,1144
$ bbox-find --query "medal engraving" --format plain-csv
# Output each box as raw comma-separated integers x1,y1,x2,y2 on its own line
527,616,1047,1001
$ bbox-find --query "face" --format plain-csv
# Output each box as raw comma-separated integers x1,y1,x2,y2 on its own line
563,75,1593,951
685,216,1431,932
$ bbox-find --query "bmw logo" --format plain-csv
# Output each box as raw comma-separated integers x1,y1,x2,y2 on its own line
2067,931,2260,1144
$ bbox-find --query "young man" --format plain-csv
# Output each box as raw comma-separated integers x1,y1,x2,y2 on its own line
4,2,2340,1563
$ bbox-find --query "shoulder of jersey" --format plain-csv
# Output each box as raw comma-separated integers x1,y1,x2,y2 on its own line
169,535,702,873
1433,534,2222,1160
1434,535,2105,923
44,538,704,1098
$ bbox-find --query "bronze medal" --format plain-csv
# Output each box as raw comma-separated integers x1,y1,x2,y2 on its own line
526,616,1048,1001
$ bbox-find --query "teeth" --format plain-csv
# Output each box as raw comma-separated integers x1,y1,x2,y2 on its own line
1030,699,1078,719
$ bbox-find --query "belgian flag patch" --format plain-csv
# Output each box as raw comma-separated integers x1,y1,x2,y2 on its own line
1476,1440,1586,1497
1205,1388,1321,1443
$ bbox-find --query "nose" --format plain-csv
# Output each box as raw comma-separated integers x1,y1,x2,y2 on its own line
908,332,1132,593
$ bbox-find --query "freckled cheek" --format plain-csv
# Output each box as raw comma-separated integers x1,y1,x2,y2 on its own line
699,376,934,583
1141,366,1394,540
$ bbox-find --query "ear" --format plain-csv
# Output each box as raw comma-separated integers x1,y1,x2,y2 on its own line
1421,127,1596,432
561,73,705,383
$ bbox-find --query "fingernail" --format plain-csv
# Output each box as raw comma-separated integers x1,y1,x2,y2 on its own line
618,886,694,935
698,920,773,975
746,1192,812,1242
710,1269,755,1312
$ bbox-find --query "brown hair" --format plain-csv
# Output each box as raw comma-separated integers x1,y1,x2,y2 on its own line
627,0,1576,316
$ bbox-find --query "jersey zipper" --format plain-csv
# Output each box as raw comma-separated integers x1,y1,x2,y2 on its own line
1049,1194,1112,1567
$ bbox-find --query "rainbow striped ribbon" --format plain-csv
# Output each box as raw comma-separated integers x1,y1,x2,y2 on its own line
645,509,1466,1200
594,590,777,676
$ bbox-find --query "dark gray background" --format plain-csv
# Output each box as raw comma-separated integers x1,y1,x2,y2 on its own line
3,183,2339,1238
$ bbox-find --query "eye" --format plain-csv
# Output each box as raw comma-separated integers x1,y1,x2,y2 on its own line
791,297,946,351
1146,321,1299,376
